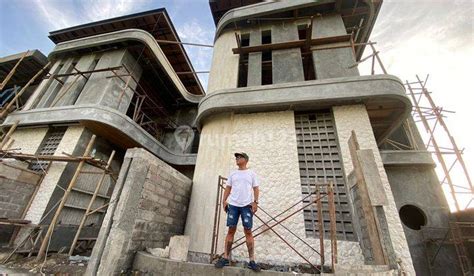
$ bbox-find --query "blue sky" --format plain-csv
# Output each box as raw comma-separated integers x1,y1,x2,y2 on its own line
1,0,473,209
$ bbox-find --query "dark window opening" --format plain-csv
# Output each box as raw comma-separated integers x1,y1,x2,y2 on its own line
298,24,308,40
237,34,250,88
262,30,271,45
399,205,427,230
261,50,272,85
261,30,272,85
302,52,316,81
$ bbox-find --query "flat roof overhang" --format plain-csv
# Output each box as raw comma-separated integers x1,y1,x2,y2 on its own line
195,74,411,145
48,8,204,96
0,50,48,89
49,29,204,104
2,105,196,165
211,0,382,61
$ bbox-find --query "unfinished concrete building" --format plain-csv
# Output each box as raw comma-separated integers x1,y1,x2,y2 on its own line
1,1,472,275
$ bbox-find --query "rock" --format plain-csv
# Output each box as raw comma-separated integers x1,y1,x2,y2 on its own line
168,235,190,262
146,246,169,258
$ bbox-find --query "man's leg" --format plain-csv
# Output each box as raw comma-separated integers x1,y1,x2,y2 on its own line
243,228,255,261
224,226,237,259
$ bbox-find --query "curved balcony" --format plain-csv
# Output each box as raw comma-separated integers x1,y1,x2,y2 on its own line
2,105,196,165
196,74,412,144
49,29,204,104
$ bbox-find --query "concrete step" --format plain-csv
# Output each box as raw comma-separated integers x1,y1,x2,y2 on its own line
133,251,315,275
334,264,396,276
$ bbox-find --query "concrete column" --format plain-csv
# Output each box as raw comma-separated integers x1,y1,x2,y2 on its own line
35,58,75,108
76,49,142,114
271,22,304,84
312,15,359,79
23,60,61,110
333,105,415,274
184,113,233,255
52,54,97,107
247,28,262,86
207,30,240,93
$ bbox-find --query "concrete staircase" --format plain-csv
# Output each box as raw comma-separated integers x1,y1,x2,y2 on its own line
132,252,398,276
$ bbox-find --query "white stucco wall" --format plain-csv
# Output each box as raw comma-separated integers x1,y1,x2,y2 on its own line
333,105,415,274
23,125,86,224
9,127,48,156
186,111,365,266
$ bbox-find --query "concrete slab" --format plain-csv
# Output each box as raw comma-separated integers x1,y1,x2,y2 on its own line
133,251,315,276
168,236,190,262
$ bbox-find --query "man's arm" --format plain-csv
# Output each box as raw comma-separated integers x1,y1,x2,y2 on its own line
223,186,232,210
251,186,259,213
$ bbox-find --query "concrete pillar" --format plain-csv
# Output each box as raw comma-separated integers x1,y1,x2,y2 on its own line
247,28,262,87
333,105,415,274
35,58,75,108
23,60,62,110
207,30,240,93
271,22,304,84
185,113,233,255
311,15,359,79
76,49,142,114
52,53,97,107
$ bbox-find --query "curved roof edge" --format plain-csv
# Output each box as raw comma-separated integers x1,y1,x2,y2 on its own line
2,105,196,165
49,29,204,104
215,0,333,39
195,74,412,144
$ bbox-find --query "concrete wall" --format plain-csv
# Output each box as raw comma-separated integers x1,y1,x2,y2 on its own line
76,48,142,113
311,15,359,79
186,111,365,266
385,165,461,275
88,148,192,275
332,105,415,274
21,126,86,225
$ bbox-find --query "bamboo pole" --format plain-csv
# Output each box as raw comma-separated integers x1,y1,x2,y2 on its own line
68,150,115,256
0,51,29,90
0,120,19,149
0,61,52,119
36,135,96,261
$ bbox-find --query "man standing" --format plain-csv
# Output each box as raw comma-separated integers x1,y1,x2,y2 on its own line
215,152,261,272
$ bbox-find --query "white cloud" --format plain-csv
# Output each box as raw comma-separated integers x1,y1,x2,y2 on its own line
360,1,474,210
31,0,153,31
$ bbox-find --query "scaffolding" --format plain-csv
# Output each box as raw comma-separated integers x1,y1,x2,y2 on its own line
406,75,473,212
0,134,117,264
211,176,338,273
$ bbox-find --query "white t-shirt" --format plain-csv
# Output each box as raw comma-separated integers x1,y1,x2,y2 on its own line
226,169,260,207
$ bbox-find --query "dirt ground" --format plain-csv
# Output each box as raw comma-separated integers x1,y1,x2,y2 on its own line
0,251,87,275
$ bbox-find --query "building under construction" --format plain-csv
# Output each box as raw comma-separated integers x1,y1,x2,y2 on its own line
0,1,472,275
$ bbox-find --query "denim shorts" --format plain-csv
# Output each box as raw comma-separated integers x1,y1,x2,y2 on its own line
226,204,253,229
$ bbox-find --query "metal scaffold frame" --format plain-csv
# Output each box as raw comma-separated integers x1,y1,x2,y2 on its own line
406,75,473,212
211,176,338,273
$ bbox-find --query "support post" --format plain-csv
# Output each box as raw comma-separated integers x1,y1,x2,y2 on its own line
328,181,337,272
0,61,52,119
68,150,115,256
316,186,325,266
0,120,19,149
36,135,96,261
